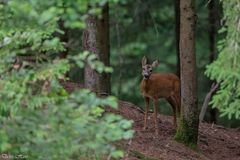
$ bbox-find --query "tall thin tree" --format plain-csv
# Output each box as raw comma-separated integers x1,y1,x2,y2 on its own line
98,4,111,95
208,0,217,123
175,0,199,147
83,15,99,92
83,3,111,95
174,0,180,77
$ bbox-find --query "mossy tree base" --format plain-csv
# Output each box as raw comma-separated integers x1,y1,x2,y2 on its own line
175,117,198,149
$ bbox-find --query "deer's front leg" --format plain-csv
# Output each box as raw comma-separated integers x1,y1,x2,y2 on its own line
153,98,159,135
143,97,150,130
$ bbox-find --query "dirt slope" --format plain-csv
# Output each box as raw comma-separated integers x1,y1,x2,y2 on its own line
110,101,240,160
60,81,239,160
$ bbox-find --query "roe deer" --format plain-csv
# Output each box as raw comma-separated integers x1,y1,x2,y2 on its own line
140,56,180,135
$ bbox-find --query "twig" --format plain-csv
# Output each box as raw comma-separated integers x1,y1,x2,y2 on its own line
205,0,212,7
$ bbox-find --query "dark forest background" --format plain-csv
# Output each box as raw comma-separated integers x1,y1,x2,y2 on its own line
67,0,238,127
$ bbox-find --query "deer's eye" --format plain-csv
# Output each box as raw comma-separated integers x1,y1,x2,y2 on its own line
149,69,152,72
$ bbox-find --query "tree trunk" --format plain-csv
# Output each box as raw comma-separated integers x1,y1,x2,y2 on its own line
174,0,180,77
98,4,111,95
58,19,69,59
83,15,99,92
83,3,111,95
175,0,199,148
208,0,217,123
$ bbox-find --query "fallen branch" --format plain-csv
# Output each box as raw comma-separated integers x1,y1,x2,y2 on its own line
199,82,220,122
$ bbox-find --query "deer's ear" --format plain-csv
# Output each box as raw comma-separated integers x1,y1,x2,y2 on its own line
151,60,158,67
142,56,147,66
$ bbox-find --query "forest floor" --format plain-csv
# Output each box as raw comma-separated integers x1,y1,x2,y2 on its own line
61,81,240,160
109,101,240,160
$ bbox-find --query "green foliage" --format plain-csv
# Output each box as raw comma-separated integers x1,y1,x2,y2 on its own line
0,0,133,159
121,42,147,57
70,51,113,73
205,0,240,119
0,90,134,159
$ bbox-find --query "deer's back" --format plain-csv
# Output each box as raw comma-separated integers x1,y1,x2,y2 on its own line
140,73,180,99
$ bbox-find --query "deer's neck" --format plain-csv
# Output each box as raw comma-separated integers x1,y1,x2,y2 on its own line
141,78,151,92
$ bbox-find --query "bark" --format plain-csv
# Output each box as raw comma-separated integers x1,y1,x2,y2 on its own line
98,4,111,95
174,0,180,77
83,16,99,92
83,4,111,95
175,0,199,147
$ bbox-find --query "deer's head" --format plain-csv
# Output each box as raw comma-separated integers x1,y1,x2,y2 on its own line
141,56,158,80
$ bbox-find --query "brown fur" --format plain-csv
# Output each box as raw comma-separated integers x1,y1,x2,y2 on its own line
140,73,181,135
141,73,180,99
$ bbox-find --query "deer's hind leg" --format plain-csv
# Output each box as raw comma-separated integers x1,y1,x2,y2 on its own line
169,93,181,127
166,96,177,128
153,98,159,135
174,94,181,118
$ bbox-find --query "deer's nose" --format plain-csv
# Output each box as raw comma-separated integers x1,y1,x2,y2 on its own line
144,74,149,79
